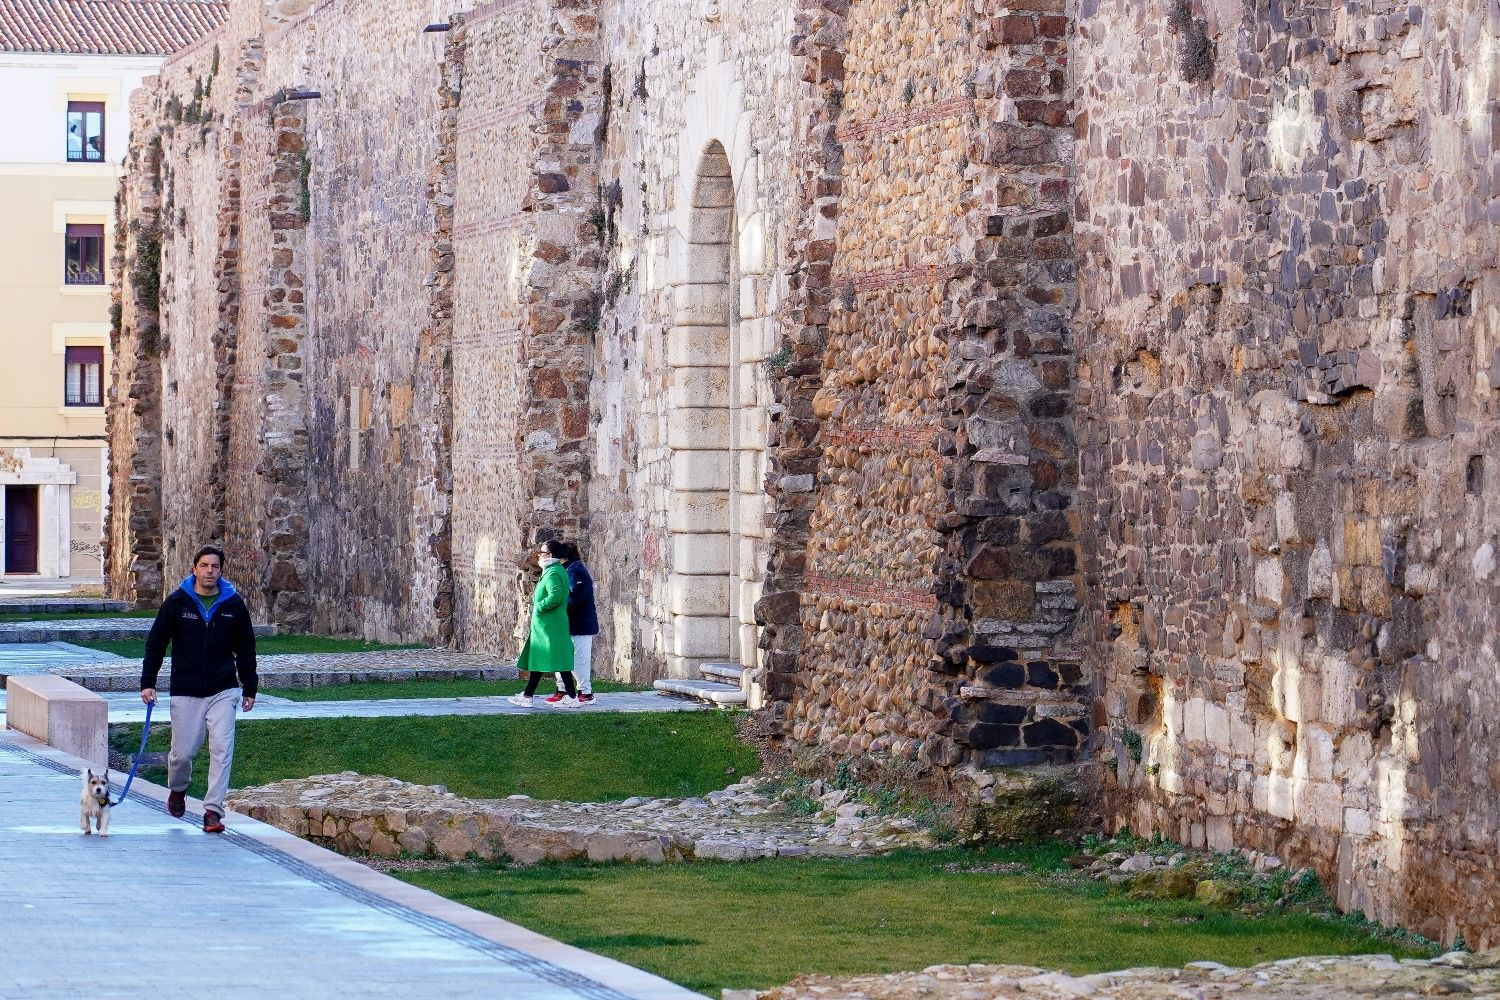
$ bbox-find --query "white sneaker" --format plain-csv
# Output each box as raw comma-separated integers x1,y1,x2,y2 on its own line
506,694,534,707
548,696,580,708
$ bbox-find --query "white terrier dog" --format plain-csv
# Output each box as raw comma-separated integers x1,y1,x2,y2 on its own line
80,768,111,837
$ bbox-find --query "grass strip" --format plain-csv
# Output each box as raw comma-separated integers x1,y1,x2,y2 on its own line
397,849,1438,994
109,711,757,802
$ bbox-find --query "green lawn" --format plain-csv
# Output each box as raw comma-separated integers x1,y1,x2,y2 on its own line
0,609,158,623
398,849,1437,994
262,678,647,701
110,711,756,802
74,634,424,658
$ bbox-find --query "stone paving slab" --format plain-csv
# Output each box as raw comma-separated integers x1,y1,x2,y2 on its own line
0,597,131,615
0,618,277,644
0,642,127,683
0,729,703,1000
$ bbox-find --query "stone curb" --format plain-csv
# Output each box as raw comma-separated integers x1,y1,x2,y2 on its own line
0,622,277,643
0,599,131,615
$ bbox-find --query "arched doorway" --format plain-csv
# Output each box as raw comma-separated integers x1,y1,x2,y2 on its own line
666,141,749,676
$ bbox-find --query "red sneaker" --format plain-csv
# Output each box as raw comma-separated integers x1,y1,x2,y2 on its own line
576,693,595,704
203,810,225,833
543,692,567,703
167,790,186,818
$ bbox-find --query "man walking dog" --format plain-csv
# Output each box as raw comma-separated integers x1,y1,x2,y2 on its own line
140,545,258,833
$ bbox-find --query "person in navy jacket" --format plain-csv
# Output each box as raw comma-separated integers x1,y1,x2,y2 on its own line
545,540,599,705
139,545,258,832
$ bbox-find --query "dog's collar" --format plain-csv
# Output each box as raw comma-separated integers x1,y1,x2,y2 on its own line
94,795,110,806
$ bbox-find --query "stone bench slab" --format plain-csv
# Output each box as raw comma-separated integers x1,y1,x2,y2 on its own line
652,678,747,705
0,598,131,615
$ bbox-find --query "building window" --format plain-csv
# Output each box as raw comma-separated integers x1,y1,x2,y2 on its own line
65,346,104,406
67,101,105,162
64,223,105,285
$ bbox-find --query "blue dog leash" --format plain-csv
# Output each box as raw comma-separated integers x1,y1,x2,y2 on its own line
111,699,154,807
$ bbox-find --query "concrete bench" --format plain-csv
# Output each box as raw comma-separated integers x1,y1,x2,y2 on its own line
5,676,108,767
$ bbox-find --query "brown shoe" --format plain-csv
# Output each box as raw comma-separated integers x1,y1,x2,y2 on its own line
202,810,225,833
167,790,186,818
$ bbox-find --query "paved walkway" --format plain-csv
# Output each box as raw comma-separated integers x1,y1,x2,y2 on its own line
0,646,522,690
0,730,701,999
0,618,276,643
0,689,703,723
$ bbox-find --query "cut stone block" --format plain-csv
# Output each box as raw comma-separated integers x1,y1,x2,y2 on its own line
672,532,732,575
685,243,731,284
674,283,732,327
6,675,107,767
667,491,731,533
668,367,731,409
652,677,747,705
669,573,731,617
700,662,745,684
692,175,735,210
671,449,732,492
688,206,733,244
667,407,731,450
668,324,731,367
671,614,731,659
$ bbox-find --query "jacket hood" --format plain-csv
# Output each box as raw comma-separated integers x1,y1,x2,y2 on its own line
178,575,238,616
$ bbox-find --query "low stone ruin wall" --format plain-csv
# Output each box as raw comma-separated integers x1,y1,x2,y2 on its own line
228,772,931,864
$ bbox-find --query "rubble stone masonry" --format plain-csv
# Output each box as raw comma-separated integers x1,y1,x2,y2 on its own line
1075,0,1499,948
109,0,1498,943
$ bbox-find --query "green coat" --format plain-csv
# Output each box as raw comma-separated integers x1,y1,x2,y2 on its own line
517,562,573,674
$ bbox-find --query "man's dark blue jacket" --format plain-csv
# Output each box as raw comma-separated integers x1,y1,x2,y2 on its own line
139,576,259,698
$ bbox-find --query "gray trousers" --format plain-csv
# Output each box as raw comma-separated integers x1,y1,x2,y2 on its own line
167,687,239,816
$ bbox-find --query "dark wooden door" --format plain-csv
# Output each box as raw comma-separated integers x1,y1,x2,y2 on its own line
4,486,39,574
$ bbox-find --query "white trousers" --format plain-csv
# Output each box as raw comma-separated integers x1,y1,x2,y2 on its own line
556,633,594,695
167,687,239,816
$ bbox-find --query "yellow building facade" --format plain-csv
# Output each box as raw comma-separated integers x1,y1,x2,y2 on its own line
0,3,227,578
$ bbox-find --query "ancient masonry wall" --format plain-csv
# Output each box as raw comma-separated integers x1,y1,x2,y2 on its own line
760,0,1087,769
261,1,454,643
1076,0,1500,948
446,0,604,656
106,88,168,606
584,0,799,681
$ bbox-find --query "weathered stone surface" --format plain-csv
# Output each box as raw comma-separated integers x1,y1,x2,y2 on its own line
752,953,1500,1000
228,772,933,863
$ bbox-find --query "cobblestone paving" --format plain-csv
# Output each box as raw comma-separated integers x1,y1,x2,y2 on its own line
0,731,697,1000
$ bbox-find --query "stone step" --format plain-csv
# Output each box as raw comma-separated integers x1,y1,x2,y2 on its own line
699,662,744,684
0,598,132,616
0,620,277,644
652,678,747,706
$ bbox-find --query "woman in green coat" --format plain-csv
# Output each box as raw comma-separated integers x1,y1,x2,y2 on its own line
508,539,579,707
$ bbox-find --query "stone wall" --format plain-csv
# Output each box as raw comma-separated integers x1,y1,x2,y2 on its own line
1075,0,1500,948
583,0,800,680
759,0,1088,769
106,0,1500,945
446,0,604,653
